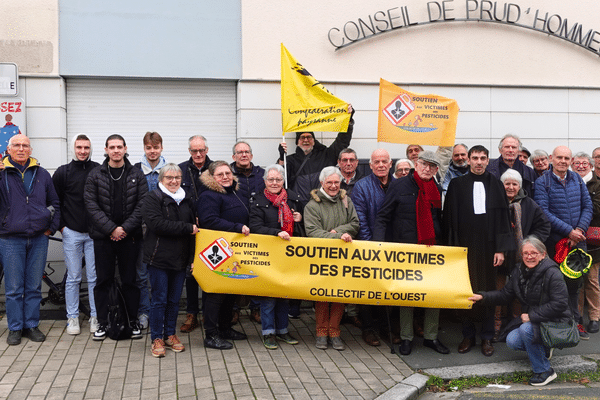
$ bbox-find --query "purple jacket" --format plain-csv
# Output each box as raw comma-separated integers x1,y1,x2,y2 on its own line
0,156,60,237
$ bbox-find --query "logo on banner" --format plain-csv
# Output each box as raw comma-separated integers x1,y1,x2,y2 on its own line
383,94,414,125
198,237,258,280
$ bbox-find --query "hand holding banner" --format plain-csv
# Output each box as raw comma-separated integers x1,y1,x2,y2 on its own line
378,78,459,146
281,44,351,133
193,229,474,309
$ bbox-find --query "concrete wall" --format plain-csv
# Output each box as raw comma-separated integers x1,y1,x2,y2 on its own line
238,0,600,163
241,0,600,87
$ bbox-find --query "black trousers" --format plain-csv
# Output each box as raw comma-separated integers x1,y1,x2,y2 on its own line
93,237,141,326
203,293,236,336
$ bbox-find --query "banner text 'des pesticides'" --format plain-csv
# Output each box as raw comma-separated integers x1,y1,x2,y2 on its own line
193,229,473,309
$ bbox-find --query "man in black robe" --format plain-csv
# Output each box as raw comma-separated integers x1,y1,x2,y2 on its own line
443,145,514,357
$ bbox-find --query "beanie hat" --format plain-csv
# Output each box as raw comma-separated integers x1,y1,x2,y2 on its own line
296,132,315,144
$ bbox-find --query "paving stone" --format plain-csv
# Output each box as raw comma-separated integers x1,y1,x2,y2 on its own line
0,310,413,400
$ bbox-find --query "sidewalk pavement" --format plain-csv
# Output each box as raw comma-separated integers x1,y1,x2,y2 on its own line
0,310,418,400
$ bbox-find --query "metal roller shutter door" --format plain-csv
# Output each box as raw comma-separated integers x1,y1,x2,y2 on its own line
65,79,237,165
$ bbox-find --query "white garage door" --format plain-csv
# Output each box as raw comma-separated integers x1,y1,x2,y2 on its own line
66,78,237,165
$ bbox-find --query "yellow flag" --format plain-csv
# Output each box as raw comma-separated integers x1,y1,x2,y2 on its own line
193,229,474,309
281,44,351,133
378,79,459,146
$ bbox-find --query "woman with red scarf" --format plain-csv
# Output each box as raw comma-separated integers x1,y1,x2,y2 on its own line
374,151,450,356
249,164,304,350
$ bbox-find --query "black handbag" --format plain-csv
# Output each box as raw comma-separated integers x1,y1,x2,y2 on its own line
539,318,580,349
537,270,580,350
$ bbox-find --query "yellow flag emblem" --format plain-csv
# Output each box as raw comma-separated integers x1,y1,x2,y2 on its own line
378,78,459,146
281,44,350,133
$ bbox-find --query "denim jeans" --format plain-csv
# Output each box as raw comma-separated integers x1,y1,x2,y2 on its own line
0,235,49,331
506,322,551,373
260,297,290,336
136,246,151,317
62,227,97,318
148,266,186,341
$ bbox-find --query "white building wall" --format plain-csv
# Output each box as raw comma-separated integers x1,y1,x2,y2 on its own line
239,0,600,161
239,80,600,164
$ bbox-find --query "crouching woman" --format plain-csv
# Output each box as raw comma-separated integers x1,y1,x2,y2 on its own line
469,236,570,386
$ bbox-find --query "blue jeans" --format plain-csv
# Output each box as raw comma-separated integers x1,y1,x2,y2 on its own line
260,297,290,336
136,246,151,316
506,322,551,373
62,227,97,318
0,235,49,331
148,266,186,341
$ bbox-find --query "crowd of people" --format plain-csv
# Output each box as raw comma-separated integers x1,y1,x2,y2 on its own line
0,117,599,386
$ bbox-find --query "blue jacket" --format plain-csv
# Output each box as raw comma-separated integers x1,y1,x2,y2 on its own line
230,162,265,208
134,155,166,192
487,156,537,197
350,172,389,241
198,170,249,233
0,156,60,237
534,168,593,244
442,162,468,196
179,155,213,204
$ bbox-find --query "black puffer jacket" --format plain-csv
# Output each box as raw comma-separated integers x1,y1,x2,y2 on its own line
142,188,196,270
482,257,570,324
249,189,304,237
84,158,148,240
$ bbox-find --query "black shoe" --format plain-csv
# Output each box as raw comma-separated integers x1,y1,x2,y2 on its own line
219,328,247,340
588,320,600,333
530,368,557,386
423,338,450,354
7,330,22,346
93,324,107,341
22,327,46,342
204,335,233,350
399,339,412,355
130,321,143,340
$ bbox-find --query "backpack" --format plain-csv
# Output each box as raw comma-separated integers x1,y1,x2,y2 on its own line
107,281,132,340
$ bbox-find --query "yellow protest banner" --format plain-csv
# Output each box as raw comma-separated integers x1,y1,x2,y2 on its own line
193,229,473,309
281,43,351,133
377,78,459,146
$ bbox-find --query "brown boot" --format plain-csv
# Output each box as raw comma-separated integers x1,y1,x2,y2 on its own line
250,308,261,323
180,313,199,333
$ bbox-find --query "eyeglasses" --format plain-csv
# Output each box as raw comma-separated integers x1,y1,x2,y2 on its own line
339,158,358,164
523,251,542,258
163,175,182,181
266,178,283,183
299,135,314,141
214,172,232,178
190,148,207,154
235,150,251,155
417,160,438,170
323,181,340,186
572,162,590,167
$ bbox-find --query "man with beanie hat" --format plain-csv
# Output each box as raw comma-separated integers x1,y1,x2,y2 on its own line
278,105,354,204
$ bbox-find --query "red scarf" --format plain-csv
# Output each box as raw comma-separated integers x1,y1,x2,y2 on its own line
413,172,441,245
263,188,294,236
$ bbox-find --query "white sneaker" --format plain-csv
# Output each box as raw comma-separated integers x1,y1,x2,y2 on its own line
67,317,80,335
89,316,99,333
138,314,149,330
